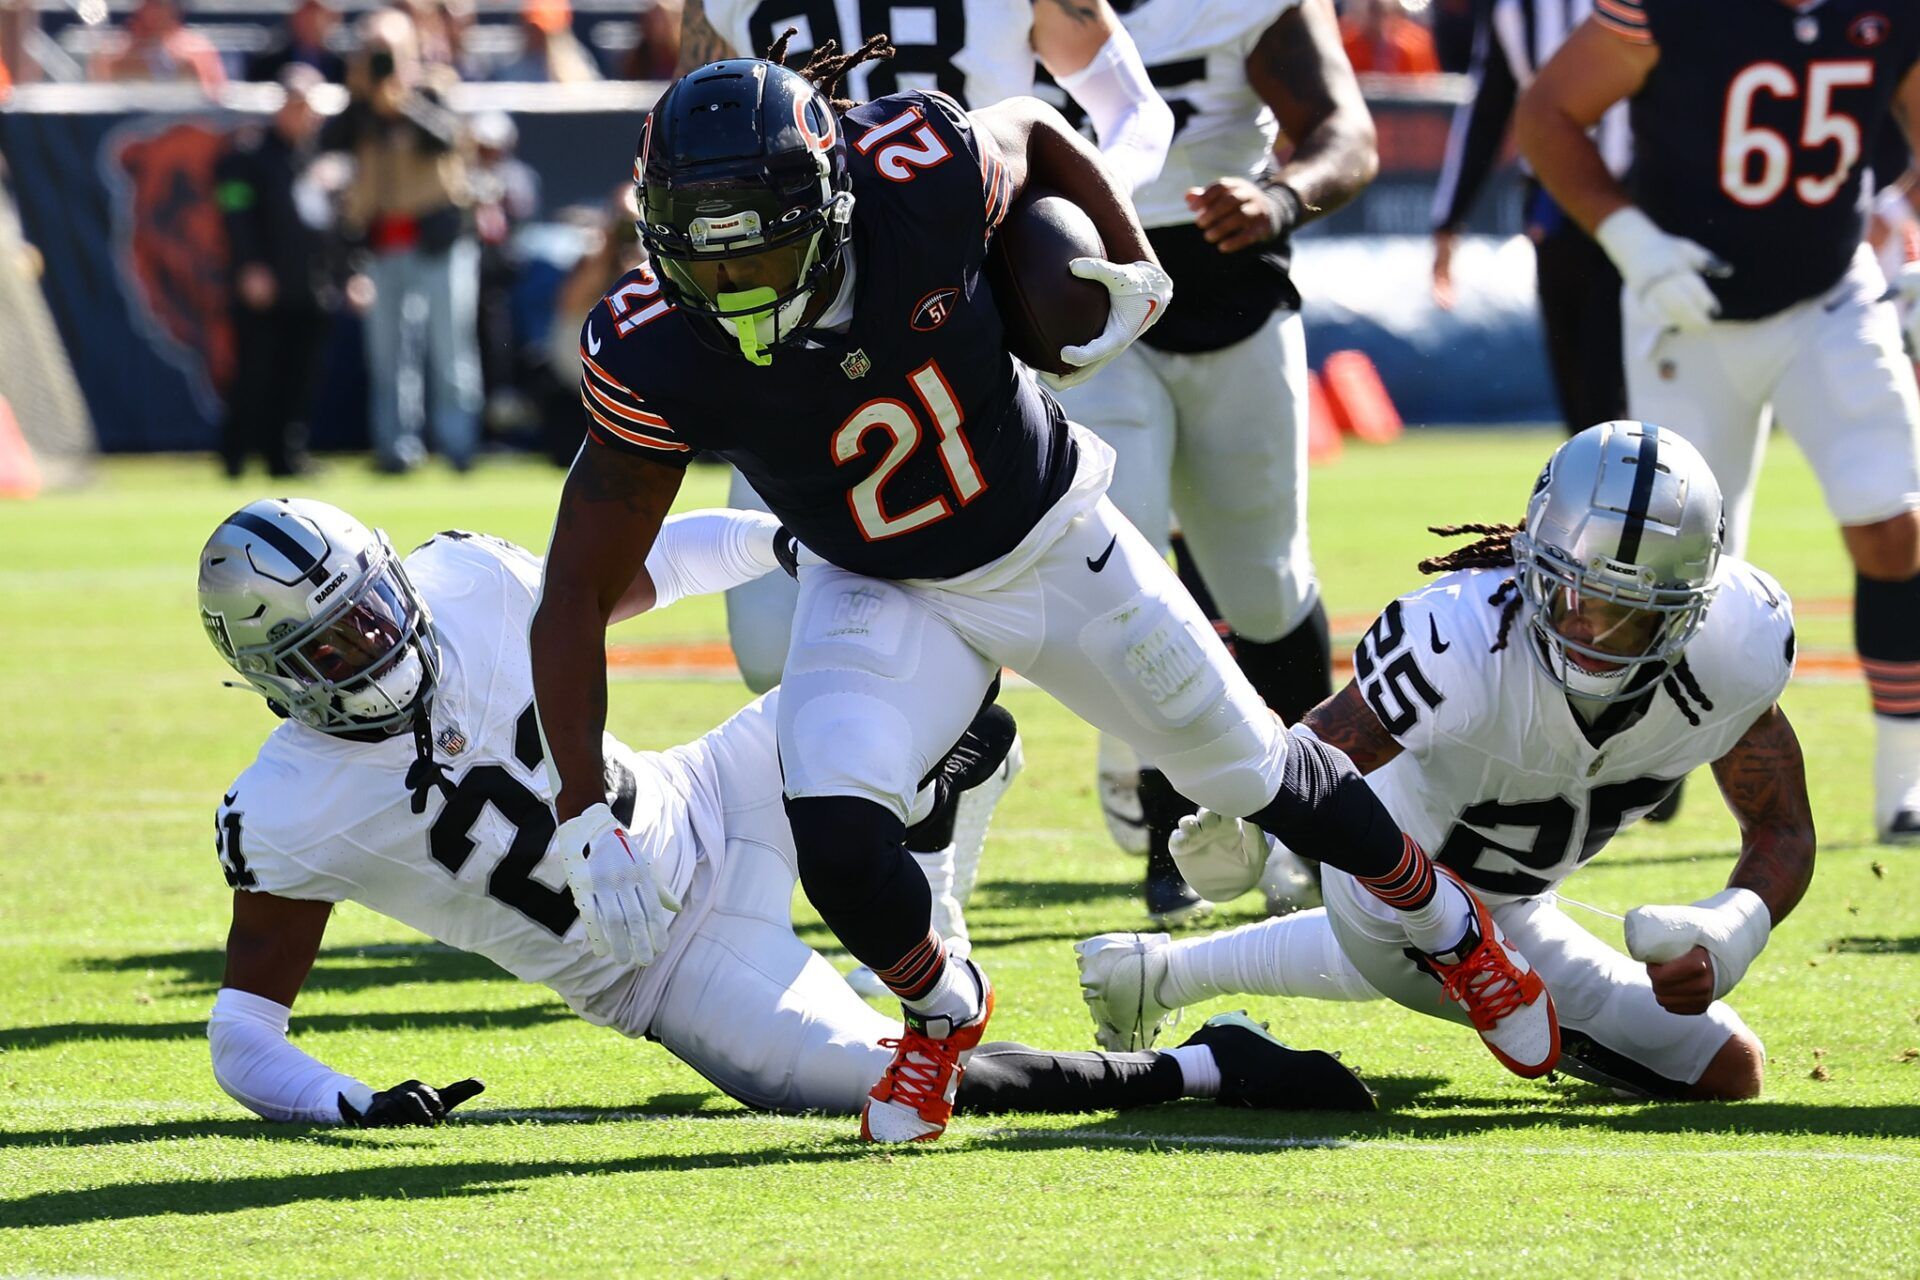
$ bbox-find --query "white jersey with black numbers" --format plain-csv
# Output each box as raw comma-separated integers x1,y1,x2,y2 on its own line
1352,559,1796,905
1112,0,1295,227
702,0,1037,107
213,533,725,1036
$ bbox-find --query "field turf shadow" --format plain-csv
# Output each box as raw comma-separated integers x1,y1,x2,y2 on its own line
0,1004,572,1053
74,943,508,995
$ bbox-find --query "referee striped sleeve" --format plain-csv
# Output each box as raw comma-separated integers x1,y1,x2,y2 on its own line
579,353,689,455
1593,0,1652,43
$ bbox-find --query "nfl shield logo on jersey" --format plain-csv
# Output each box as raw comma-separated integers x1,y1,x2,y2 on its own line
841,348,872,380
437,726,469,756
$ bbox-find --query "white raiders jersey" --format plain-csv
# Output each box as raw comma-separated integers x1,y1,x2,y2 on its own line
702,0,1038,107
213,533,725,1034
1352,559,1796,905
1102,0,1295,227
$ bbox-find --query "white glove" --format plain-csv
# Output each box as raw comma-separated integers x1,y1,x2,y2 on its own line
1890,261,1920,358
554,802,680,968
1594,206,1727,335
1168,808,1269,903
1623,887,1771,1001
1041,256,1173,392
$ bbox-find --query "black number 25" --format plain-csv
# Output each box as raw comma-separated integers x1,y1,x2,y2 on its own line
1354,601,1444,736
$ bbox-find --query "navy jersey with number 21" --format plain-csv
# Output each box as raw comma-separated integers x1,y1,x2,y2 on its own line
579,90,1077,581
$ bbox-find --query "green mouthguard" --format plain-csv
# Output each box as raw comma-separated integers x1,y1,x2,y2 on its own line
717,288,780,366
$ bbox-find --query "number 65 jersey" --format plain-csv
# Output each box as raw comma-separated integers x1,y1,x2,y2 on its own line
1351,559,1796,905
212,534,723,1034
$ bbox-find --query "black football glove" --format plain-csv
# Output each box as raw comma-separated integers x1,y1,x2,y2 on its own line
338,1078,485,1128
773,526,801,580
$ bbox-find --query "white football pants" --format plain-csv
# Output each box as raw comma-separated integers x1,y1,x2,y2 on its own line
1050,310,1317,643
1625,244,1920,557
775,428,1289,823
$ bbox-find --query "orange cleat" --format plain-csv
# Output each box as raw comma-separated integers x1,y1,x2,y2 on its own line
861,960,995,1143
1414,867,1560,1078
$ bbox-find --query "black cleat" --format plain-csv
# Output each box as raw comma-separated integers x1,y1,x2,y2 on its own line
907,702,1019,851
1180,1011,1378,1112
1646,777,1685,824
1144,840,1213,926
1884,808,1920,845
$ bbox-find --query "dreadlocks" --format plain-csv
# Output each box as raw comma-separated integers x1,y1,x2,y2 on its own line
764,28,895,113
1418,523,1525,652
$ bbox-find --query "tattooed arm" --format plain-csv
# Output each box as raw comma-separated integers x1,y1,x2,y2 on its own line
1713,703,1817,924
529,441,684,821
1634,703,1815,1016
1031,0,1116,77
1188,0,1376,254
1298,681,1405,775
673,0,738,76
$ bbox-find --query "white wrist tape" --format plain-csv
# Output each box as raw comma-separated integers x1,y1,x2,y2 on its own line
209,986,373,1123
1623,887,1771,1000
1593,206,1671,277
643,508,782,611
1054,27,1173,193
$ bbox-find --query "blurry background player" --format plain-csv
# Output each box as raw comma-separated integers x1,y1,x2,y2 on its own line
1048,0,1378,926
214,66,332,480
1080,423,1812,1101
1430,0,1631,440
675,0,1177,698
1516,0,1920,843
198,500,1374,1126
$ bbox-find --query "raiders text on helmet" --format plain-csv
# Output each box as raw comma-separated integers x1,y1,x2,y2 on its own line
198,498,439,734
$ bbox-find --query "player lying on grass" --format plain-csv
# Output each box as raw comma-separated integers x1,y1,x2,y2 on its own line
1079,423,1816,1100
195,498,1375,1126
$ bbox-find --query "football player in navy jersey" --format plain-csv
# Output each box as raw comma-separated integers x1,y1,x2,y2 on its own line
1517,0,1920,843
679,0,1175,702
531,42,1560,1143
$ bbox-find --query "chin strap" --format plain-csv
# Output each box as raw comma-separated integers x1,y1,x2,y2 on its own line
405,699,457,815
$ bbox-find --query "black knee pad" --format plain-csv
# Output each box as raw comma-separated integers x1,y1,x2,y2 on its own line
1246,732,1403,877
785,795,905,906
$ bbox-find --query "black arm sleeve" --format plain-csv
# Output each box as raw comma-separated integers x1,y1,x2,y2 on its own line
1429,11,1519,233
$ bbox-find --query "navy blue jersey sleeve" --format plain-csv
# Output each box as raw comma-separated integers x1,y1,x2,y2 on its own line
847,90,1013,245
577,269,695,465
1592,0,1652,45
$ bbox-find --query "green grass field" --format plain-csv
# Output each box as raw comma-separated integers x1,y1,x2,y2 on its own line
2,431,1916,1278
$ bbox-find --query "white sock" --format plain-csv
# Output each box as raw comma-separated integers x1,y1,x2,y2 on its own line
900,954,982,1025
1160,910,1380,1009
1397,875,1474,956
910,846,967,941
1874,714,1920,825
1165,1044,1220,1098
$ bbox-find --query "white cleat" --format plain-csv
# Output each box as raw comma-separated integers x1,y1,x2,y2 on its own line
1259,841,1322,917
1074,930,1178,1051
952,731,1024,905
1097,734,1149,857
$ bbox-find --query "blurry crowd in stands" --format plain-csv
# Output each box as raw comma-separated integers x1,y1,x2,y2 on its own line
0,0,1459,473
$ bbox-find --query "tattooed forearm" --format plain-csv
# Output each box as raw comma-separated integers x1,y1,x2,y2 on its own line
674,0,737,76
1712,704,1817,923
1246,0,1378,223
1300,682,1405,774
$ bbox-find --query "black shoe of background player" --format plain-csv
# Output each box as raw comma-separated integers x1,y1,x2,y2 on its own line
1144,838,1213,927
1647,777,1686,824
1180,1012,1377,1112
906,701,1019,852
